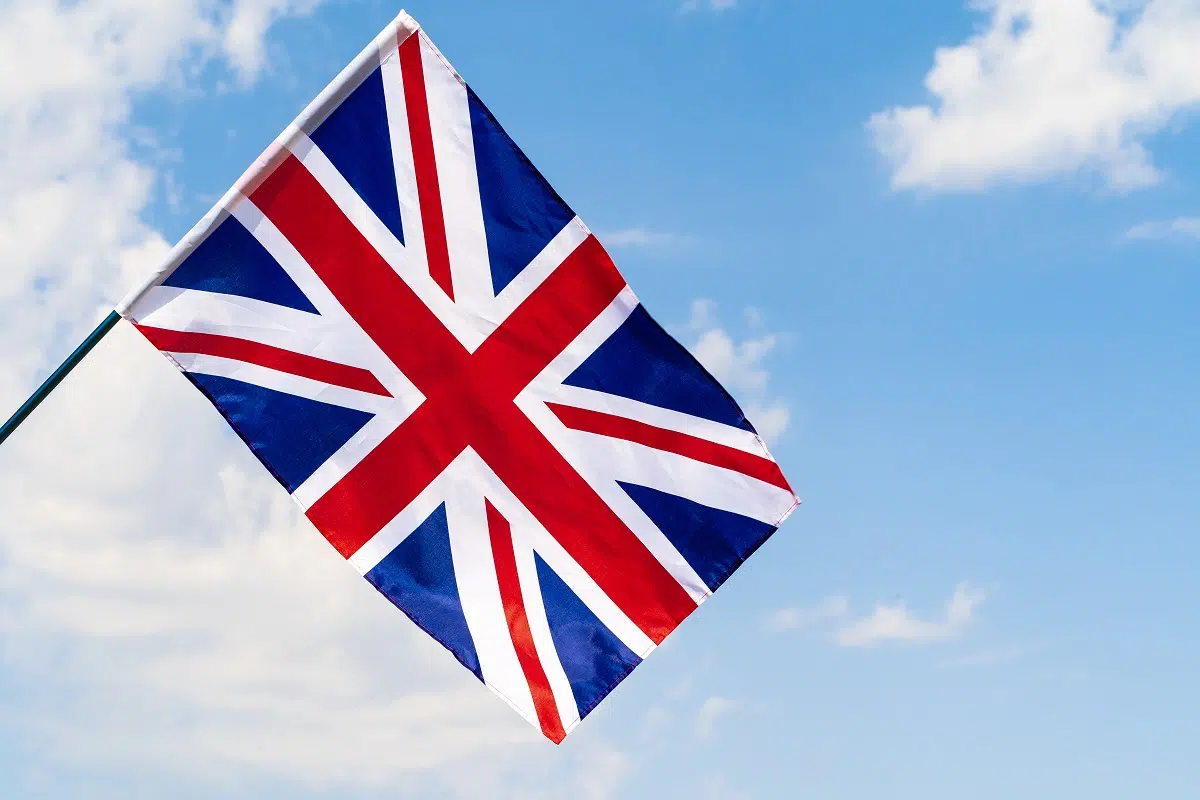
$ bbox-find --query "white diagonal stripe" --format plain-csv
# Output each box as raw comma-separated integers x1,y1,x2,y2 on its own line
531,383,770,457
465,450,656,658
443,458,538,727
285,127,489,353
287,127,408,277
511,527,582,733
490,219,591,325
559,425,795,526
167,353,397,416
131,286,369,368
517,393,711,603
291,413,404,511
380,37,428,279
534,283,641,388
227,194,423,406
346,459,454,575
514,285,710,602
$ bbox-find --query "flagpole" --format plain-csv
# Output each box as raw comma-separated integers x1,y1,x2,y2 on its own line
0,311,121,448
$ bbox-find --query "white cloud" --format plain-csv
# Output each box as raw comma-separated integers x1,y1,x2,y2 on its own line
837,583,985,647
682,299,791,442
870,0,1200,192
571,745,634,800
692,328,776,396
766,595,849,633
0,0,325,409
223,0,323,80
1124,216,1200,239
695,696,739,739
601,227,680,248
741,402,790,443
0,347,528,781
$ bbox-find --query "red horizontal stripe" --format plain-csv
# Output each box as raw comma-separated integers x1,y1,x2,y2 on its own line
137,326,392,398
546,403,792,492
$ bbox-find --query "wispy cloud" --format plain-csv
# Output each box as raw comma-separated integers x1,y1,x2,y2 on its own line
600,227,681,248
223,0,326,82
837,583,985,647
1124,217,1200,241
682,299,791,442
765,595,849,633
696,696,740,739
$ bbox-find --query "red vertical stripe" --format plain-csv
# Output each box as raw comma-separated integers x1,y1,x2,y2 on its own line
399,32,455,300
486,501,567,744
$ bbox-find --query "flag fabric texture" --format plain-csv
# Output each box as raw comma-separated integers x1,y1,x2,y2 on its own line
119,11,799,743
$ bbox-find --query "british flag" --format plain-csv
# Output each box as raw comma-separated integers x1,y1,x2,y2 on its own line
119,11,799,742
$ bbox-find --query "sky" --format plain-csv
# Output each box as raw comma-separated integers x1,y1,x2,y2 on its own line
1,0,1199,797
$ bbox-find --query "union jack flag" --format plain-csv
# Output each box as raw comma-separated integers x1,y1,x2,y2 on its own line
119,11,799,742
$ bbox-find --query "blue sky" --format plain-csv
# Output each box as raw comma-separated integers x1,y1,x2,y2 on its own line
1,0,1199,797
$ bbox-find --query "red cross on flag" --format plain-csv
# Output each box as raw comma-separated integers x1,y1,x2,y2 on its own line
119,10,799,742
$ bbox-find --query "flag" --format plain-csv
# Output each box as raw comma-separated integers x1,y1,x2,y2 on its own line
119,10,799,743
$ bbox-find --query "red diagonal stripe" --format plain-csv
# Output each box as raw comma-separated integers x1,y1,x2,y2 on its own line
474,405,697,643
308,399,469,558
138,326,392,398
399,31,454,300
486,501,567,744
472,235,626,399
250,153,470,391
545,403,792,492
